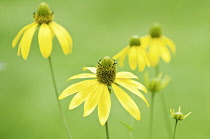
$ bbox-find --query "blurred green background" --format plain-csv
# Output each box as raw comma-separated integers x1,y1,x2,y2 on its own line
0,0,210,138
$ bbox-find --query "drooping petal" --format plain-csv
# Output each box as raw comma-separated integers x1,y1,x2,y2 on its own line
115,79,147,93
51,22,73,53
12,23,34,48
137,47,146,72
38,23,52,58
116,72,138,79
50,23,70,55
128,46,138,70
83,83,105,117
159,40,171,63
20,23,38,60
112,83,140,120
83,67,97,74
115,79,149,106
66,73,96,81
113,46,129,67
69,80,98,109
163,36,176,54
148,39,160,66
140,36,151,49
98,86,111,126
59,79,97,100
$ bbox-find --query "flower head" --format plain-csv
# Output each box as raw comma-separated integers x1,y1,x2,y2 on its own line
113,35,150,72
59,56,149,126
144,72,171,93
142,23,176,67
12,2,72,60
170,106,191,121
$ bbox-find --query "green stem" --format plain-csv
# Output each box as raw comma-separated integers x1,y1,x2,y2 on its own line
48,57,72,139
149,93,155,139
173,120,178,139
154,65,160,76
105,122,110,139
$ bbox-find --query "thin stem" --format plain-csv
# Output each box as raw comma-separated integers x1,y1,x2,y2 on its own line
173,120,178,139
105,122,110,139
48,57,72,139
149,93,155,139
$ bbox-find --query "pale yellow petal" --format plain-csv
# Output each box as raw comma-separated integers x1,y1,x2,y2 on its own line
112,83,140,120
69,80,98,109
137,47,146,72
20,23,38,60
51,22,73,53
140,36,151,49
66,73,96,81
115,79,149,107
116,72,138,79
113,46,129,67
12,23,34,48
59,79,97,100
163,36,176,53
50,23,70,55
98,86,111,126
83,67,97,74
159,41,171,63
83,83,104,117
128,46,138,70
38,23,52,58
148,39,160,66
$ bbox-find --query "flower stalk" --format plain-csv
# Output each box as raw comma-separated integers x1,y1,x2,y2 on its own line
173,119,178,139
48,57,72,139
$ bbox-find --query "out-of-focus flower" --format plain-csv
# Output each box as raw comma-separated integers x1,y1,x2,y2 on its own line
113,35,150,72
59,56,149,125
12,2,72,60
170,106,191,120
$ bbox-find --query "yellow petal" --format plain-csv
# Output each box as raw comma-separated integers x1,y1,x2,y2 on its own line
51,22,73,53
12,23,33,48
38,23,52,58
140,36,151,49
50,23,70,55
69,80,98,109
159,41,171,63
112,83,140,120
83,67,97,74
20,23,38,60
67,73,96,81
128,46,138,70
148,39,160,66
163,36,176,54
137,47,146,72
115,79,147,93
116,72,138,79
113,46,129,67
115,79,149,107
98,86,111,126
83,83,104,117
59,79,97,100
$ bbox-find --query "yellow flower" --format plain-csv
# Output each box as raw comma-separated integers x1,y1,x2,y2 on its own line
113,35,150,72
142,23,176,67
12,2,72,60
170,106,191,121
59,56,149,126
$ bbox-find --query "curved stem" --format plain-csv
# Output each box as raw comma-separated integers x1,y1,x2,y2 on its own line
105,122,110,139
173,120,178,139
149,93,155,139
48,57,72,139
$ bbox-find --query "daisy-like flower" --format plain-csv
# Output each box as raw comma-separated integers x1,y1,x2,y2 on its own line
142,23,176,67
170,106,191,121
12,2,72,60
59,56,149,126
113,35,150,72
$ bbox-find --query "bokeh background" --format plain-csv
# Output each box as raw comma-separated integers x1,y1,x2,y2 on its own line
0,0,210,138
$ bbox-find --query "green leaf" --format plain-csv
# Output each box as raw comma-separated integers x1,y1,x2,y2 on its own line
118,121,133,132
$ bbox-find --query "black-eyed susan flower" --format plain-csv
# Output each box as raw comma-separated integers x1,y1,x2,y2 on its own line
113,35,150,72
59,56,149,126
170,106,191,121
12,2,72,60
142,23,176,67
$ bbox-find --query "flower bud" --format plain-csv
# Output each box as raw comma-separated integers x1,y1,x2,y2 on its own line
170,107,191,120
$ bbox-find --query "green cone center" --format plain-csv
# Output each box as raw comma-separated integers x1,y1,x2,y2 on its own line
130,35,141,46
150,24,162,38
